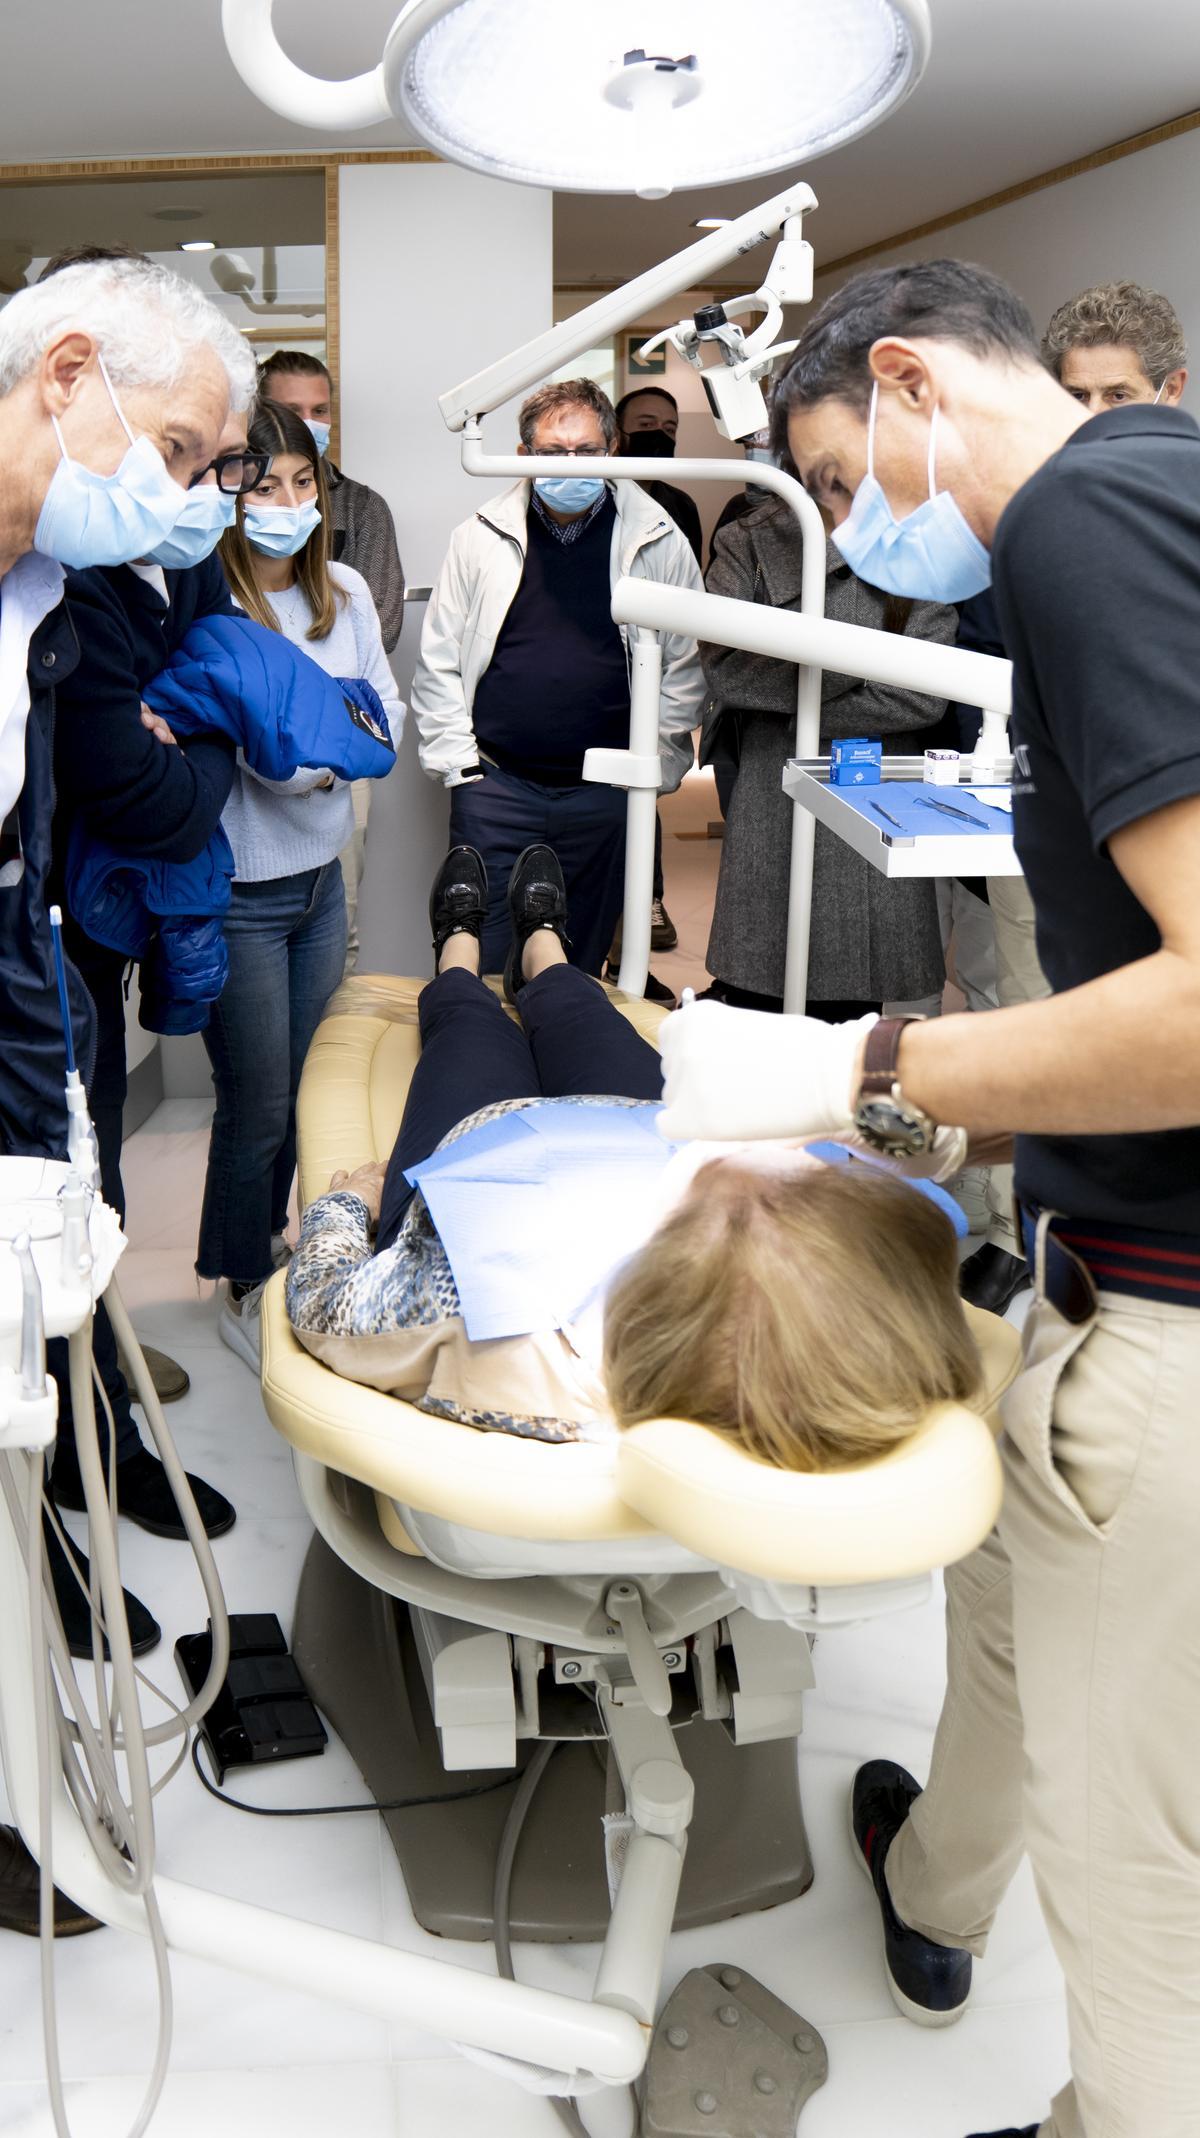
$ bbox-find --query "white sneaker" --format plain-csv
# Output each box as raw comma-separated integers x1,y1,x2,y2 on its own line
270,1231,293,1271
218,1280,266,1373
949,1166,991,1237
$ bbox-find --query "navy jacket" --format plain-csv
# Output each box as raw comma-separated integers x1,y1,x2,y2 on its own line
0,598,96,1160
51,556,238,1031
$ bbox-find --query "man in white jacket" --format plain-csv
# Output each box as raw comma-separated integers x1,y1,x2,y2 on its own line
412,377,704,975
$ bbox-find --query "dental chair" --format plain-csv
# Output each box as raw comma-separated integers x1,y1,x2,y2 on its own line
260,972,1020,1968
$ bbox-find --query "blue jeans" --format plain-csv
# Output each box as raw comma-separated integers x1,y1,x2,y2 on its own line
197,863,347,1285
449,766,627,977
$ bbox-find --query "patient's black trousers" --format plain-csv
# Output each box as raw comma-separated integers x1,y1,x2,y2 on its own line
376,966,663,1253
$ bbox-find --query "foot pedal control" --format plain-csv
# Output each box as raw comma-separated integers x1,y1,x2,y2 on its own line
641,1965,827,2136
176,1612,328,1783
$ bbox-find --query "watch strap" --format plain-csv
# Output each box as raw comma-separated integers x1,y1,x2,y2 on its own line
858,1016,920,1100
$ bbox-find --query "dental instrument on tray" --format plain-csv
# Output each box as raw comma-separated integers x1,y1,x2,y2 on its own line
868,799,907,832
915,794,993,829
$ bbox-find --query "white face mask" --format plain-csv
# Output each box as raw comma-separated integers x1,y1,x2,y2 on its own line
35,355,190,570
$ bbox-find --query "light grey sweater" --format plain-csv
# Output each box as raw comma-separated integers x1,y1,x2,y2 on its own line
222,562,405,883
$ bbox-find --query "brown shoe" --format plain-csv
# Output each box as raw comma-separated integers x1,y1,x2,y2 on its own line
0,1823,103,1937
122,1342,190,1405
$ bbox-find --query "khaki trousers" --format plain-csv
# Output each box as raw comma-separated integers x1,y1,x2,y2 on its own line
887,1285,1200,2136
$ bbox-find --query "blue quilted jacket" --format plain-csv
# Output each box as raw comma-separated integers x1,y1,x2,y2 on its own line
68,614,396,1034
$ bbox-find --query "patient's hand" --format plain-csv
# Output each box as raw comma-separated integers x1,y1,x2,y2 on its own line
329,1161,387,1225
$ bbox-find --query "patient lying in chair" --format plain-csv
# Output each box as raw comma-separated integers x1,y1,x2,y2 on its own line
286,845,981,1462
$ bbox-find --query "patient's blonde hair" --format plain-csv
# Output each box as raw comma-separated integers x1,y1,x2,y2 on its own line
603,1160,982,1472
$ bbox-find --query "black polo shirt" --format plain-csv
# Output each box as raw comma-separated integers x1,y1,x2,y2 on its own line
992,403,1200,1231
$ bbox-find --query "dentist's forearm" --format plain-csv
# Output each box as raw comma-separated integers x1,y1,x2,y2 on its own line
896,948,1200,1138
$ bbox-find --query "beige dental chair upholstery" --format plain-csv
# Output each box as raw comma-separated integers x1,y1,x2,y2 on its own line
260,974,1020,1945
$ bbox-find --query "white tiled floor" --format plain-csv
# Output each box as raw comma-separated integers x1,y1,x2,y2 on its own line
0,830,1065,2135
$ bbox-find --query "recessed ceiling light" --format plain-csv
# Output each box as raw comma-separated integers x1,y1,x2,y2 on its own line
179,239,217,252
692,218,731,231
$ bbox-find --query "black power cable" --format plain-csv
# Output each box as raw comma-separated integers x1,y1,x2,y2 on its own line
190,1734,518,1818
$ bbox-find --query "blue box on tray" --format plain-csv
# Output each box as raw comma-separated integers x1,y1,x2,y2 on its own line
829,737,882,786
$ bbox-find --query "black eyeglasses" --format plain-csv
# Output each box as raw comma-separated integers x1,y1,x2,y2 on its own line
189,450,273,494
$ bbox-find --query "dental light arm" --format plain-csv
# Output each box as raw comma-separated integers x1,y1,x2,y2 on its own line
438,183,816,433
636,215,813,441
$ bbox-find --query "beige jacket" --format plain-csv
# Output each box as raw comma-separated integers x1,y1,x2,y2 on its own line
410,479,705,793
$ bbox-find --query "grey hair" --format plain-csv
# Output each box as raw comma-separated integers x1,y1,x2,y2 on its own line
0,257,257,411
519,376,617,450
1041,280,1188,388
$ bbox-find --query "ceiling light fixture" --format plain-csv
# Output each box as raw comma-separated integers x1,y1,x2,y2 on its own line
179,239,218,252
221,0,931,200
692,218,731,231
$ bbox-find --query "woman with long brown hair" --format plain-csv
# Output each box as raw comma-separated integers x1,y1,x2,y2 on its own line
198,396,403,1371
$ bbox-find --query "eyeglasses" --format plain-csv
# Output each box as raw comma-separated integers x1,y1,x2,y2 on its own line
189,450,273,494
531,443,608,459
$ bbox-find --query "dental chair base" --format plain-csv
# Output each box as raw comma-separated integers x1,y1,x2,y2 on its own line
642,1965,828,2136
292,1522,815,1944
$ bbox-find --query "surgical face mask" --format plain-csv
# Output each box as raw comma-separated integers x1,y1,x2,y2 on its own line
744,445,775,465
534,475,606,515
832,383,992,603
242,498,322,558
34,355,190,570
144,480,238,570
306,418,331,457
623,428,675,460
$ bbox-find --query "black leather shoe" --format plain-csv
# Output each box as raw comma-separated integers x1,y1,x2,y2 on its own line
429,844,488,962
965,2127,1040,2135
52,1446,235,1541
851,1759,972,2026
504,845,569,1004
0,1823,103,1937
44,1517,161,1661
959,1241,1033,1315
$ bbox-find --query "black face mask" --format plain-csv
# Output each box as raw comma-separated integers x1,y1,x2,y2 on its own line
622,428,676,460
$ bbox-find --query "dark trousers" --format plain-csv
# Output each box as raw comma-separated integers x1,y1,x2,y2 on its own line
50,940,140,1471
376,966,663,1254
449,767,627,978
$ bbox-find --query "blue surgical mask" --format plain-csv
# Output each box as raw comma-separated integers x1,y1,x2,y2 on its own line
144,480,238,569
534,475,606,516
243,498,322,558
35,354,191,570
832,383,992,603
306,418,331,457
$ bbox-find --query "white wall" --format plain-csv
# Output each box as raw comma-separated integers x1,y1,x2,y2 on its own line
339,162,554,977
811,127,1200,409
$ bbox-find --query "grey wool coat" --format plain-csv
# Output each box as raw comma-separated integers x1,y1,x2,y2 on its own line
702,498,957,1003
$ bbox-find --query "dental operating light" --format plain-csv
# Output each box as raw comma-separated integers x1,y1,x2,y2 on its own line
222,0,931,199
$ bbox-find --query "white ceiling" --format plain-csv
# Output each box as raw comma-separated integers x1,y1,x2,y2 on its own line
0,0,1198,287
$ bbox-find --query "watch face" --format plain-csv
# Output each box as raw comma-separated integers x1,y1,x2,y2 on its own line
855,1096,935,1156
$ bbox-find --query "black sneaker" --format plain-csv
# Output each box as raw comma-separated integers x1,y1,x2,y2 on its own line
503,845,569,1004
43,1516,161,1661
959,1241,1032,1315
850,1759,972,2026
52,1445,236,1542
429,844,488,963
965,2128,1040,2136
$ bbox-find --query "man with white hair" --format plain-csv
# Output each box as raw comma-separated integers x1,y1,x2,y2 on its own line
0,254,253,1154
0,255,253,1939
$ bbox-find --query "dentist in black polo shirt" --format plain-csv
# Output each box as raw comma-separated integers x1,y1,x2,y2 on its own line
657,260,1200,2138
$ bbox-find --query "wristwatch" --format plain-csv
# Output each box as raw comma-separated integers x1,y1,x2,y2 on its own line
853,1017,939,1158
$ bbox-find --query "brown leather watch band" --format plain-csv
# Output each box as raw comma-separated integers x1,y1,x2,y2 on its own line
858,1016,920,1100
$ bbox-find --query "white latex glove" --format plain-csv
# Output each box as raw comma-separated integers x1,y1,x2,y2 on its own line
657,1000,879,1143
